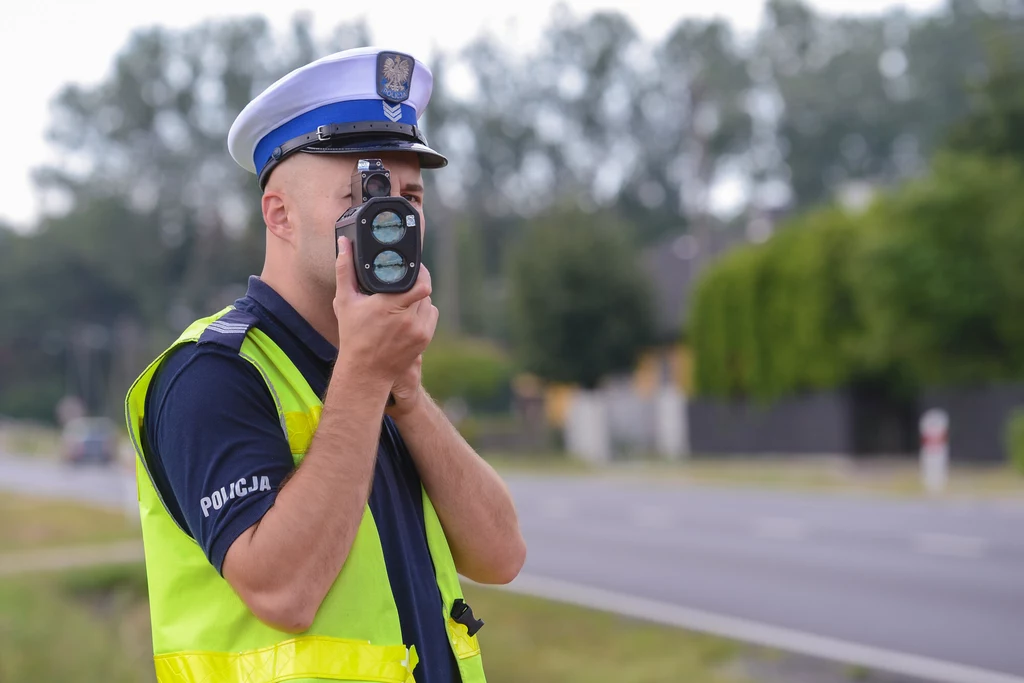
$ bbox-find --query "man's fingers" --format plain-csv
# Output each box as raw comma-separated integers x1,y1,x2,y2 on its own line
416,264,432,293
416,297,439,335
391,264,433,309
424,302,440,341
408,265,432,302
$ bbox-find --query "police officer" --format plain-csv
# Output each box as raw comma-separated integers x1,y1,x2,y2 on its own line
125,47,526,683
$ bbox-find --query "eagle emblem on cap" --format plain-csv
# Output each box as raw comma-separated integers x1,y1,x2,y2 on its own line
377,51,414,103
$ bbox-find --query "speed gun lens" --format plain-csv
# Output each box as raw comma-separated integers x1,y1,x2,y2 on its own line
371,211,406,245
373,250,408,284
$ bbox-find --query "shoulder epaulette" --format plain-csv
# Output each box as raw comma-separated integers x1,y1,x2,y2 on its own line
196,308,260,353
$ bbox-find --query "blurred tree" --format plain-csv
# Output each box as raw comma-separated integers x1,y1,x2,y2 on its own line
34,16,371,327
945,32,1024,164
755,1,917,207
10,1,1024,422
645,19,752,269
754,0,1024,209
855,153,1024,387
451,217,491,338
37,18,273,325
507,207,656,389
430,8,753,340
0,201,142,417
0,16,371,421
423,34,553,338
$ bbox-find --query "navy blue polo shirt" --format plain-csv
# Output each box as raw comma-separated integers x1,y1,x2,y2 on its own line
142,276,458,683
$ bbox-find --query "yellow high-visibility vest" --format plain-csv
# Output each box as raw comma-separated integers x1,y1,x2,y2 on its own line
125,306,487,683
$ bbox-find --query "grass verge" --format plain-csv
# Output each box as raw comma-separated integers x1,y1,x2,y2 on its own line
0,564,748,683
463,583,747,683
0,494,139,553
0,422,63,459
661,457,1024,498
484,452,1024,499
0,563,155,683
0,495,749,683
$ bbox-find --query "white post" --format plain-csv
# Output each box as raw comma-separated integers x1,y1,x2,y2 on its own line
654,386,688,460
565,389,612,464
919,409,949,496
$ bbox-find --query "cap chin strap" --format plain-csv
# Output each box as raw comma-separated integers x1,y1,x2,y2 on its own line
257,120,427,189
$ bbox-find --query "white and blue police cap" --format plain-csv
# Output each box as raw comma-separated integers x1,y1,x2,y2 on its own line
228,47,447,189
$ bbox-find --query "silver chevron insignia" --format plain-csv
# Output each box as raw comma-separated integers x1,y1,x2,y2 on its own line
383,102,403,123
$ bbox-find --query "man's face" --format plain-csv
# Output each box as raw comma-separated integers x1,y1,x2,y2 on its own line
277,151,425,293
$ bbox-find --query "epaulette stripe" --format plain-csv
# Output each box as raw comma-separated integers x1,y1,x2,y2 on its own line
207,323,250,333
197,308,260,353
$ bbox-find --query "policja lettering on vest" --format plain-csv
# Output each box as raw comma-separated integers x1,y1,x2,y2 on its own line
125,46,501,683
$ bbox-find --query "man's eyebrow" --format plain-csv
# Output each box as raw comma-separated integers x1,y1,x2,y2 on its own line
402,182,425,194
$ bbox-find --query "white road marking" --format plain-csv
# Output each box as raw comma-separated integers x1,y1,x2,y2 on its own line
490,574,1024,683
753,516,808,541
914,533,988,559
631,505,673,529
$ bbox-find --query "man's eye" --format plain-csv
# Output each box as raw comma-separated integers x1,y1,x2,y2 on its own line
403,195,422,205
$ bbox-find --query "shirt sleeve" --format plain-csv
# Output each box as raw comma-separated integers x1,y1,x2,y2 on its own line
145,343,296,574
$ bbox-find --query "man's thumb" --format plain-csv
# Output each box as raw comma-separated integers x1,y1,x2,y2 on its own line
336,236,359,298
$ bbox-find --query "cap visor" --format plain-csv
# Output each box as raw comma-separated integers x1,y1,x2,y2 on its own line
301,138,447,169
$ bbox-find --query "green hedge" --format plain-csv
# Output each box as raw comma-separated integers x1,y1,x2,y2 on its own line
421,336,514,409
690,207,863,400
1008,409,1024,476
690,154,1024,399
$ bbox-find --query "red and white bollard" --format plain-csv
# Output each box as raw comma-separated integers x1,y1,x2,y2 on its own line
919,409,949,495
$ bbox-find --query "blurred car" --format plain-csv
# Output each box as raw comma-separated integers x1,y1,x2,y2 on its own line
63,417,118,466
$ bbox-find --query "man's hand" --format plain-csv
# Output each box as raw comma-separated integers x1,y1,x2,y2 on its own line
221,239,438,633
334,237,438,393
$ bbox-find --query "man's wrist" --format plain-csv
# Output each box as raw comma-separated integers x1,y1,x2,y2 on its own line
331,361,393,405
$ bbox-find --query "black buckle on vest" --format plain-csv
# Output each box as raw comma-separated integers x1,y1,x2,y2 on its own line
450,598,484,637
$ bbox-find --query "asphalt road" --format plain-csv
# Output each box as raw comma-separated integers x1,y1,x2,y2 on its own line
508,475,1024,681
0,453,133,508
3,454,1023,680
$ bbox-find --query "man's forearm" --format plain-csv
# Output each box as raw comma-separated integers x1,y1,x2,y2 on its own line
222,364,391,631
393,390,526,584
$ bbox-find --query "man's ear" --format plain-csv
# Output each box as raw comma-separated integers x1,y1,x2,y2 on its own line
262,189,293,242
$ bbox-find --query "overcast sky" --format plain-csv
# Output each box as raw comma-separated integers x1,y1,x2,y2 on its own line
0,0,942,229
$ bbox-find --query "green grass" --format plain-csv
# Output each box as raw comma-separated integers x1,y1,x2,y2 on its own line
0,494,139,552
0,494,750,683
0,498,151,682
663,457,1024,498
0,422,63,459
485,452,1024,499
0,565,747,683
463,584,748,683
0,563,155,683
484,451,598,474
